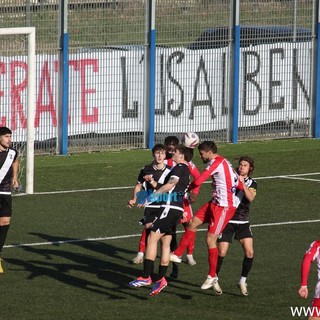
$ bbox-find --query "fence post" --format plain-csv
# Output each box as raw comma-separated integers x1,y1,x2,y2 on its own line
145,0,156,149
314,0,320,138
58,0,69,155
230,0,240,143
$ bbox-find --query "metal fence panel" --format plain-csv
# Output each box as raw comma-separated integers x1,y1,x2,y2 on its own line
154,0,232,144
0,0,317,153
69,0,146,151
238,0,314,140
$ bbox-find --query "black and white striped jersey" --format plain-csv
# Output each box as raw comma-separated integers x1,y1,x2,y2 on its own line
0,147,18,194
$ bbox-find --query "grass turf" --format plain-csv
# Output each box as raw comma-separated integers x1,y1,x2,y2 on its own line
2,138,320,319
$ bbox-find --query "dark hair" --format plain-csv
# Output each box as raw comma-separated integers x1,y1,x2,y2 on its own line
238,156,255,174
152,143,166,154
0,127,12,136
175,144,189,159
183,147,194,162
198,140,217,153
164,136,179,147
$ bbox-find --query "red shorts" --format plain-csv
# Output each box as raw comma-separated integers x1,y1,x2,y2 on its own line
310,298,320,318
180,198,193,224
195,201,236,236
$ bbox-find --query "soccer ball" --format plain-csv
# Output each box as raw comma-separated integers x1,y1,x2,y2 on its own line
182,132,200,149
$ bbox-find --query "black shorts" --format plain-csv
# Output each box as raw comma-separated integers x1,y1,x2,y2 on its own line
0,194,12,217
140,206,161,225
150,206,183,235
217,222,253,243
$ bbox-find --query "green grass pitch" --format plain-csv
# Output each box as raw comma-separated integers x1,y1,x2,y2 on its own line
2,138,320,319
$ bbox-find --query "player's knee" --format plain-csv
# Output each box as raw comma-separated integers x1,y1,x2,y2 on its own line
219,248,228,257
245,249,254,258
206,233,218,247
0,217,10,226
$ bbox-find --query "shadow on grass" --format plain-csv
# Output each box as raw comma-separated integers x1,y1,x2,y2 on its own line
6,232,204,300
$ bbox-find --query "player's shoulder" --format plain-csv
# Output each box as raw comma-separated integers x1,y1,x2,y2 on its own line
3,147,17,156
172,162,189,173
140,163,154,174
175,162,189,169
206,156,224,169
187,160,198,169
247,176,257,188
305,240,320,253
143,163,154,170
212,155,226,164
312,240,320,248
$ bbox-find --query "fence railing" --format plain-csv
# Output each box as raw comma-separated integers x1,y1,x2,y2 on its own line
0,0,319,154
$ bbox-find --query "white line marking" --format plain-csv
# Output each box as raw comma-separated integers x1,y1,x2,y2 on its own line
254,172,320,180
5,219,320,249
278,176,320,182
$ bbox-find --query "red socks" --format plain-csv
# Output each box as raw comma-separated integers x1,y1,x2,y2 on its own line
138,228,147,253
208,247,218,277
174,229,196,257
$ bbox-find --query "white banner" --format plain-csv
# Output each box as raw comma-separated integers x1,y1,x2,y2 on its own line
0,42,312,141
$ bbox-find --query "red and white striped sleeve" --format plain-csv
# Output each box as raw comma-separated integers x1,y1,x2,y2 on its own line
301,240,320,286
187,161,201,195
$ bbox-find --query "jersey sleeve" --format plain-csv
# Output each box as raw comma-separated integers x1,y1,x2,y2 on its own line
137,168,145,184
189,159,221,190
188,161,201,195
169,163,187,180
301,241,320,286
250,180,257,191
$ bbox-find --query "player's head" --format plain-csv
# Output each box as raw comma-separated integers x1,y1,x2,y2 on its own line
164,135,179,159
183,147,194,162
152,144,166,164
237,156,254,176
172,144,189,164
0,127,12,136
198,141,218,163
0,126,12,149
198,141,218,153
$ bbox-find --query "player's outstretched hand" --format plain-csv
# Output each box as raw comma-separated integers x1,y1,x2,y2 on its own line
298,286,308,299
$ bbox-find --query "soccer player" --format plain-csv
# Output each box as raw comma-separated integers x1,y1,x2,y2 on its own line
170,141,241,293
127,144,171,264
164,137,201,277
129,137,179,265
299,240,320,320
129,144,191,296
177,152,200,267
0,127,19,273
163,135,179,168
216,156,257,296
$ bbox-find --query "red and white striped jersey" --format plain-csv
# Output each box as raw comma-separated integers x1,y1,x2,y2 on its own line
301,240,320,293
187,160,201,195
189,155,239,208
164,158,175,168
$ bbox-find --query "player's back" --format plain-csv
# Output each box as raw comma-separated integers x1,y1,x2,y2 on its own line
207,156,238,207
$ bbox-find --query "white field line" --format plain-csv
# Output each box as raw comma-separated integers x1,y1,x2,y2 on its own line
278,176,320,182
4,219,320,249
13,172,320,196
